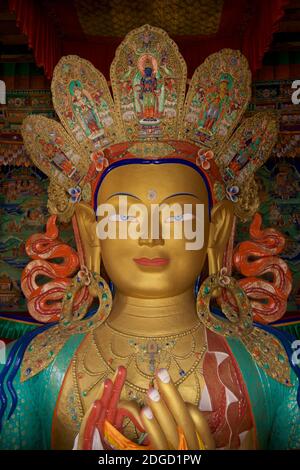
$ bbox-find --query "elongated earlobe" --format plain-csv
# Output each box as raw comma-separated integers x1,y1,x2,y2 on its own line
74,202,101,273
207,200,234,275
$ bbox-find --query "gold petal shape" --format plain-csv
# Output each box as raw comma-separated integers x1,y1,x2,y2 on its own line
181,49,251,150
110,24,187,142
21,115,89,191
52,55,123,152
218,111,278,186
242,327,293,387
21,325,67,382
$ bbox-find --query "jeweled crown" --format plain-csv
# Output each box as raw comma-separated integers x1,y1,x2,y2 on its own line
21,24,278,222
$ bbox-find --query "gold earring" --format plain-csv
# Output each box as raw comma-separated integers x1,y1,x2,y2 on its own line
196,268,293,385
59,266,112,335
196,267,253,338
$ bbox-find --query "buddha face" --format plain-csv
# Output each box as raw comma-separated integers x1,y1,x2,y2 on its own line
97,163,210,298
144,66,153,77
219,81,228,94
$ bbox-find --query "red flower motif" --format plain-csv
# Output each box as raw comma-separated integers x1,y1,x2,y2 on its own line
55,136,64,146
196,149,214,170
91,150,109,172
44,143,55,157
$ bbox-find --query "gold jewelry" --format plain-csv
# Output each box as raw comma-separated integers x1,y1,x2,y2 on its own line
106,320,202,339
59,266,112,335
196,267,253,338
71,321,206,411
196,268,292,387
59,323,208,446
90,324,206,402
22,25,278,224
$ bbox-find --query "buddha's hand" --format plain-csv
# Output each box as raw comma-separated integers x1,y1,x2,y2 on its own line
73,366,215,450
73,366,131,450
139,368,215,450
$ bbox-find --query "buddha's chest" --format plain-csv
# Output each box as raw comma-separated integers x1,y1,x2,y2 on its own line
51,327,255,449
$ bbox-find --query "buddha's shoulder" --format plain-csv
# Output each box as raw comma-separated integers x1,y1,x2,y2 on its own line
226,325,294,388
20,325,86,383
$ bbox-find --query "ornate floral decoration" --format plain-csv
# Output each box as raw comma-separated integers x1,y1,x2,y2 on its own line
19,25,292,388
21,24,278,223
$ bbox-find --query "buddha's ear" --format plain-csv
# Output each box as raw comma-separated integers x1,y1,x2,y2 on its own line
74,202,101,273
207,200,234,275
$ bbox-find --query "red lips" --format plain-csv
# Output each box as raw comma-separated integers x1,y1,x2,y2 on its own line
133,257,169,266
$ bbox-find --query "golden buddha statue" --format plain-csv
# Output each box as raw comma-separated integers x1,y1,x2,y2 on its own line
0,25,299,451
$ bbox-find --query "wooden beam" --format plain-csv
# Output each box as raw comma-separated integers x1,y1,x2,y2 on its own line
278,20,300,32
0,20,21,34
285,0,300,9
0,34,28,45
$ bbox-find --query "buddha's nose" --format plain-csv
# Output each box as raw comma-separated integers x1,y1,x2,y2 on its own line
138,236,165,247
137,207,165,247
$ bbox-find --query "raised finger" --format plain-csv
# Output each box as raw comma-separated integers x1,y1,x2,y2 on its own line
186,403,215,450
79,400,102,450
140,406,169,450
97,378,114,431
106,366,127,423
156,368,198,449
146,387,178,449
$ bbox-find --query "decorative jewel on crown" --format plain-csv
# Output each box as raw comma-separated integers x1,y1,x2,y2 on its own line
21,24,278,223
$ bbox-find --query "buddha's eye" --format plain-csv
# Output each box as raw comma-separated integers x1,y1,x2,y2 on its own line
164,213,194,222
109,214,138,222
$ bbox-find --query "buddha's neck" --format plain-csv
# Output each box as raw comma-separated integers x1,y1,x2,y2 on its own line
107,289,200,336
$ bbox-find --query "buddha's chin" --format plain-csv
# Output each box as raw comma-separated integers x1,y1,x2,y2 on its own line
113,272,191,298
103,255,200,297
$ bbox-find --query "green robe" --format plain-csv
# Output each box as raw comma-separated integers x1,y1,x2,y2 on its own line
0,326,299,450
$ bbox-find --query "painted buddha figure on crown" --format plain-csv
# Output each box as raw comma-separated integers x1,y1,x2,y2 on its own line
0,25,299,451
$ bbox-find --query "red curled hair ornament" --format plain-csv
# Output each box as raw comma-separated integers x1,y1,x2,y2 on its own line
20,25,291,327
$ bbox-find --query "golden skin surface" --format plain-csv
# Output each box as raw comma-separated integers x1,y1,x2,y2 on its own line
97,163,210,299
53,163,237,450
94,163,234,336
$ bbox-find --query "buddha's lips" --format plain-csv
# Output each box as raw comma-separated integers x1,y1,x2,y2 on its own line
133,257,169,266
